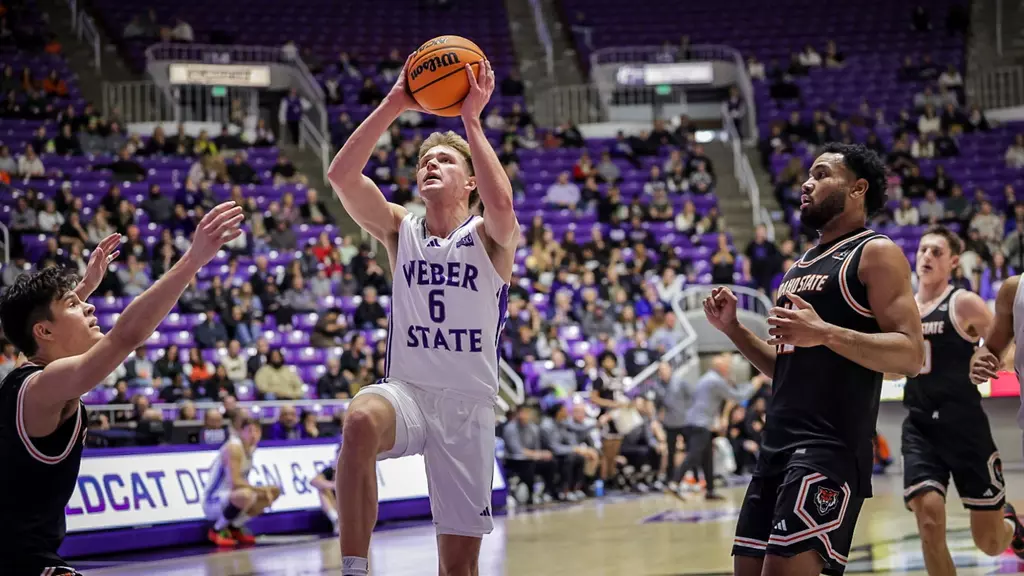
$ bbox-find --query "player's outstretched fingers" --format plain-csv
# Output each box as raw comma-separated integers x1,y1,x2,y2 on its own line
204,206,244,232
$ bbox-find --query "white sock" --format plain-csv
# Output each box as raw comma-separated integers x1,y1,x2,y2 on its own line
231,512,250,528
342,556,368,576
325,507,338,524
1006,517,1018,535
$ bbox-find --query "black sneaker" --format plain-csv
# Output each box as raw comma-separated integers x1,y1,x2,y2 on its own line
1004,502,1024,559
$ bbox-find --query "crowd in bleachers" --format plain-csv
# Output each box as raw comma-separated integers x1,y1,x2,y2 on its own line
7,0,1020,509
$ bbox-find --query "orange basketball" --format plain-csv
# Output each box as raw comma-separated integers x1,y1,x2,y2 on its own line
406,35,485,117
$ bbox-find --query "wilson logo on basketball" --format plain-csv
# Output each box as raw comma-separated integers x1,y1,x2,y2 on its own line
410,52,462,81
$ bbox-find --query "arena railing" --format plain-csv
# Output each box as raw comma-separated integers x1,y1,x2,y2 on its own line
0,222,9,265
63,0,100,71
102,81,260,129
722,102,774,241
624,284,772,392
91,397,349,424
587,44,758,139
534,83,605,127
967,65,1024,109
143,43,331,177
528,0,555,79
498,358,526,413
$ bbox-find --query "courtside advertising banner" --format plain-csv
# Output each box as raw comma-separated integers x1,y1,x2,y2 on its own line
167,63,272,87
65,443,505,532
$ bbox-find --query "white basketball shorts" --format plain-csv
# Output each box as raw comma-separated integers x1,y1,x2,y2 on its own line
202,489,232,521
355,378,496,537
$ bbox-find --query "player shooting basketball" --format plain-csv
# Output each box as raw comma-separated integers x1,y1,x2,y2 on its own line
326,54,518,576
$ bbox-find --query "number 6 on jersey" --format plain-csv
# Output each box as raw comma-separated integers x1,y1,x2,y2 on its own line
429,289,446,323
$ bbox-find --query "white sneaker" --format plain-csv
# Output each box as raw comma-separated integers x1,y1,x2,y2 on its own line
573,490,587,500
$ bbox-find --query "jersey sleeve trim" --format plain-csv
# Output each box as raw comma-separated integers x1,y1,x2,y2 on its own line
948,289,980,343
838,236,882,318
16,371,82,465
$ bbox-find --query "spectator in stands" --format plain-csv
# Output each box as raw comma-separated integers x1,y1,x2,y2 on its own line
0,339,17,382
710,233,737,284
195,311,229,350
124,346,154,387
16,144,44,178
186,347,214,385
35,199,63,233
254,349,304,400
824,40,845,67
117,254,150,297
970,200,1005,254
539,402,589,501
1007,135,1024,169
206,365,236,400
502,404,556,504
221,340,250,383
798,44,821,67
158,372,191,403
154,344,183,384
339,333,370,381
201,410,227,445
271,153,304,185
318,357,351,399
312,309,346,348
141,184,174,224
894,197,920,226
269,219,298,251
544,172,581,209
267,405,308,440
352,286,387,329
980,251,1014,301
919,189,944,224
301,189,331,225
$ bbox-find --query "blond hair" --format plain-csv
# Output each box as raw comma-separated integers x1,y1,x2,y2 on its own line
417,130,479,208
418,130,473,174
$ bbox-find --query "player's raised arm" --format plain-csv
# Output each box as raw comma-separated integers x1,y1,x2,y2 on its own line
971,275,1018,383
326,56,419,244
23,202,243,415
460,61,519,249
771,238,924,376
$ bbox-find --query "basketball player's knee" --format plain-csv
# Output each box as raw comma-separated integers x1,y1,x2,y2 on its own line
911,492,946,542
230,488,258,509
343,406,384,454
970,509,1009,555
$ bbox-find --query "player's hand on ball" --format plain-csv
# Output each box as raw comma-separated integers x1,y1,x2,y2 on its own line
387,53,427,113
703,286,739,333
969,347,1000,385
766,294,829,348
80,233,121,294
461,59,494,121
185,201,244,265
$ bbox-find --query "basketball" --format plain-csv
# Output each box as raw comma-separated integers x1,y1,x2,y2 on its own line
406,35,485,117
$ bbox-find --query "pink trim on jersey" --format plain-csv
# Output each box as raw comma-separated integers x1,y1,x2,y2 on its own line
16,371,81,465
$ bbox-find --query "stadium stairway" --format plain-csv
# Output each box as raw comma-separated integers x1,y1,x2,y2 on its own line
704,141,758,248
503,0,583,98
744,146,789,240
37,0,138,107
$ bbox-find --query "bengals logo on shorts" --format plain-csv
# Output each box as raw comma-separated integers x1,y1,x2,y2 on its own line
814,486,841,515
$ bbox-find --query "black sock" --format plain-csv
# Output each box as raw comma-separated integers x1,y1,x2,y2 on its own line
223,502,242,521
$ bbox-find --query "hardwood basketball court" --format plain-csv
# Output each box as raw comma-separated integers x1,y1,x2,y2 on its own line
76,472,1024,575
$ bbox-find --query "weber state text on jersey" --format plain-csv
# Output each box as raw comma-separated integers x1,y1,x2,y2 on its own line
763,228,885,497
387,214,509,399
0,364,88,573
904,287,980,416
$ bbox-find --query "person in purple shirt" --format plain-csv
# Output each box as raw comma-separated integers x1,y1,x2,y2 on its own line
266,404,309,440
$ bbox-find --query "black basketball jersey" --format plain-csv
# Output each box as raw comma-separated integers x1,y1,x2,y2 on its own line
760,228,885,497
903,286,980,415
0,364,88,571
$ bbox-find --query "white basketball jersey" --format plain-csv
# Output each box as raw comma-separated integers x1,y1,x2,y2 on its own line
385,213,508,400
1013,277,1024,428
204,436,252,499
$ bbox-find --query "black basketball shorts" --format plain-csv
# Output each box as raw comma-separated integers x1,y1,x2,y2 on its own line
901,414,1005,510
733,466,864,576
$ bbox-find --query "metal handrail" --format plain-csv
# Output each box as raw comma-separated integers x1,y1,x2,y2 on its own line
89,397,349,420
0,222,9,264
77,10,102,71
528,0,555,78
498,358,525,411
624,283,773,391
722,102,773,239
